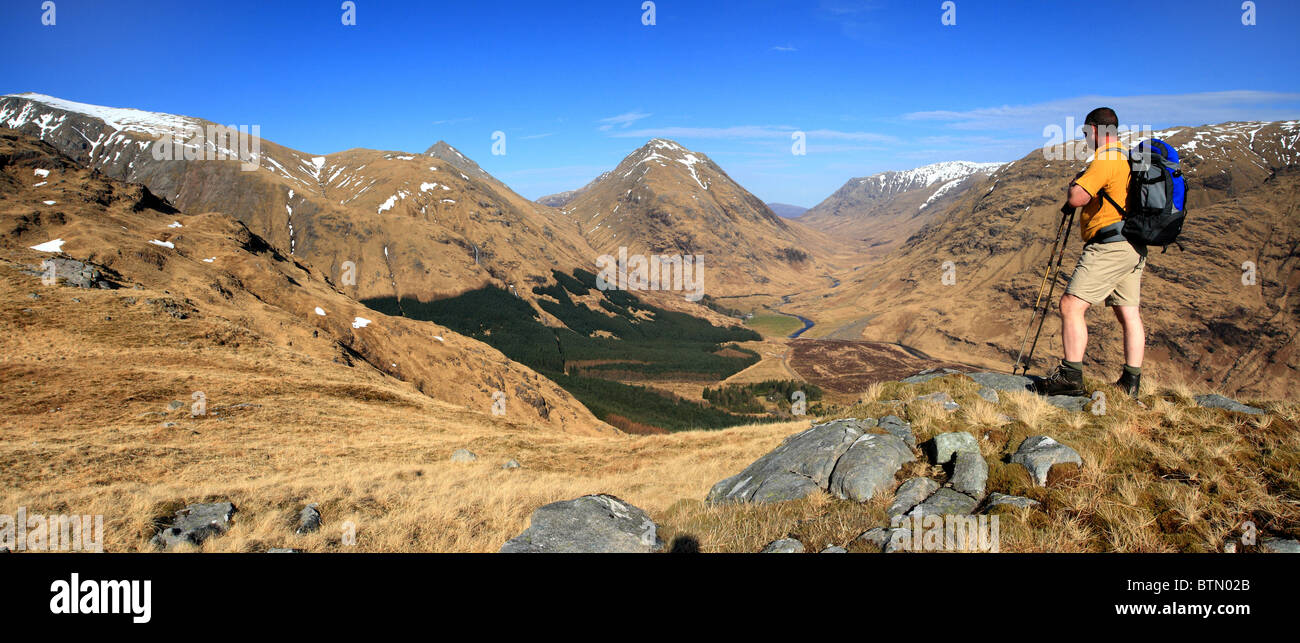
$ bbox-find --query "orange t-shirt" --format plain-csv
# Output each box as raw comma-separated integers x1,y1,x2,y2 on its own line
1073,141,1129,241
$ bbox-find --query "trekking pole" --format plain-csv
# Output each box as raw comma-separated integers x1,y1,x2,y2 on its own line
1012,202,1076,375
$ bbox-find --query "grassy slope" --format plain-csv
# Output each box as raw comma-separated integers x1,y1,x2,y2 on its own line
4,271,1294,553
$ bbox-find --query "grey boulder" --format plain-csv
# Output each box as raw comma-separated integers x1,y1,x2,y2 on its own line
1195,394,1265,416
951,451,988,499
25,257,117,289
968,372,1033,393
888,477,940,517
1260,538,1300,554
500,494,663,553
450,448,478,463
1011,435,1082,486
296,504,321,534
707,419,866,504
1045,395,1090,412
760,538,806,553
930,431,979,465
150,502,237,549
878,415,915,448
909,488,978,517
828,433,915,502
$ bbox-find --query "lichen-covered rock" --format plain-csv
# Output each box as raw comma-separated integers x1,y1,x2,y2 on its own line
827,433,915,502
450,448,478,463
1260,538,1300,554
150,502,237,549
878,415,915,448
930,431,979,464
909,488,978,517
951,451,988,499
968,372,1033,393
500,494,662,553
760,538,805,553
854,527,911,553
707,419,865,504
296,504,321,534
1011,435,1082,486
888,477,940,517
1195,394,1265,416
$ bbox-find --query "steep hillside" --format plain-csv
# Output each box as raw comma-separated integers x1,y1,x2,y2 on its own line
804,121,1300,398
0,130,613,435
561,139,850,296
801,161,1005,254
0,93,597,308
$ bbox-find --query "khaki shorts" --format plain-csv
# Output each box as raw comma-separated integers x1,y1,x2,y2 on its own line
1065,241,1147,307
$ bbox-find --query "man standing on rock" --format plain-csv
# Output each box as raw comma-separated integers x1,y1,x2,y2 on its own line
1036,107,1146,399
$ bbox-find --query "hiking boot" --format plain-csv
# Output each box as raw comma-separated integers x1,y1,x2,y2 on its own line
1116,370,1141,399
1035,363,1086,397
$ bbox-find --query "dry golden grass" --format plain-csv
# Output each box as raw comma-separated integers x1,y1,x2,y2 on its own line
3,275,1297,553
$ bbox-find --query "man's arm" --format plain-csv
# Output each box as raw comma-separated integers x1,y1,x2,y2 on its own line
1066,181,1093,207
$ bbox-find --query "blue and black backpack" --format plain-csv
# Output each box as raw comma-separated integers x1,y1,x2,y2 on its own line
1100,139,1188,250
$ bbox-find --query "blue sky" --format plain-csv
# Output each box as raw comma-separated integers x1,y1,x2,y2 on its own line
4,0,1298,206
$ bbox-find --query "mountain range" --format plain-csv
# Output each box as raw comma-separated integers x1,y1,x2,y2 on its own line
3,91,1296,408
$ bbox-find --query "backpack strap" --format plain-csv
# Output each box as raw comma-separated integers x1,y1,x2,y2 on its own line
1099,189,1128,218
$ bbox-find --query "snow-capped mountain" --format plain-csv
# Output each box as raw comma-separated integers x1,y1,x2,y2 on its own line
0,92,597,304
853,160,1007,198
800,160,1006,252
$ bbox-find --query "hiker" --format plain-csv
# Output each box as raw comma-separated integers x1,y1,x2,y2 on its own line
1035,107,1146,399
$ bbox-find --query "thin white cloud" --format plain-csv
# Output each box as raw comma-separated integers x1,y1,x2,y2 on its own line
431,116,473,126
772,45,797,52
905,90,1300,131
597,111,652,131
520,132,554,140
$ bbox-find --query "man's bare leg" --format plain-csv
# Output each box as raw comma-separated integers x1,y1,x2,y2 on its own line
1112,305,1144,367
1060,294,1091,362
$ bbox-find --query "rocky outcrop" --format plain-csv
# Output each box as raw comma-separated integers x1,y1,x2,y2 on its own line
708,419,912,505
150,502,236,549
23,257,118,289
930,431,979,464
1011,436,1082,485
1195,394,1265,415
951,450,988,499
760,538,805,553
888,477,940,516
827,433,915,502
296,504,321,534
910,488,978,516
500,494,663,553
